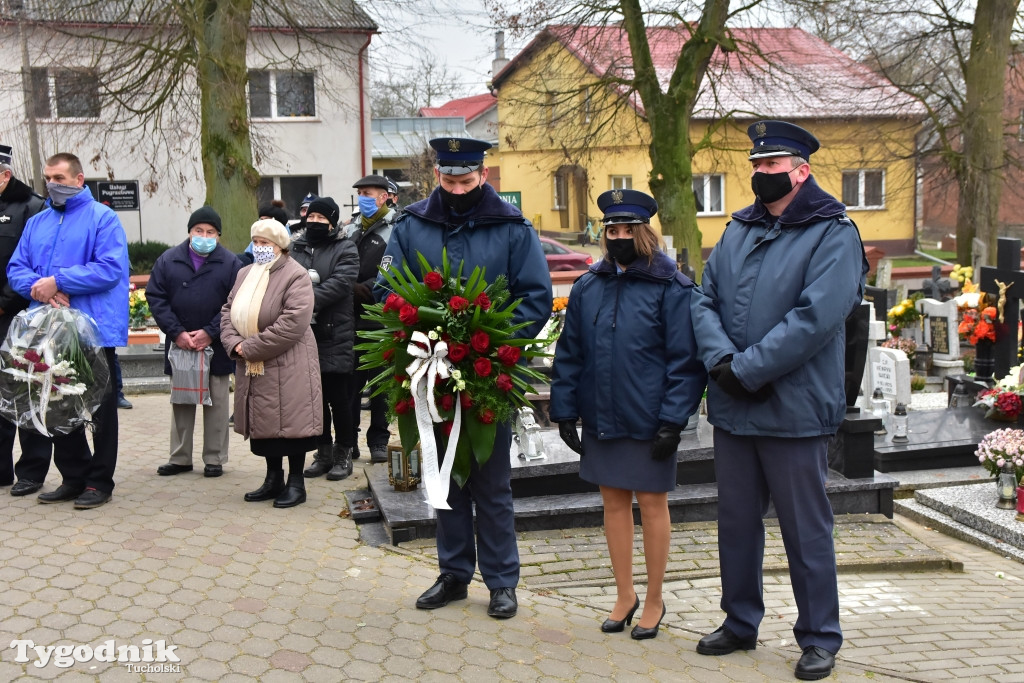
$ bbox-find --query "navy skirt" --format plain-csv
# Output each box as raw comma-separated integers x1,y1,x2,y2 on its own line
250,436,319,457
580,431,677,493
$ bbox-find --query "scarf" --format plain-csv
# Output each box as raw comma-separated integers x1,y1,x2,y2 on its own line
229,255,280,376
360,205,387,231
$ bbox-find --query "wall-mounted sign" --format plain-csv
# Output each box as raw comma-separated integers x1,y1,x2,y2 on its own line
96,181,140,211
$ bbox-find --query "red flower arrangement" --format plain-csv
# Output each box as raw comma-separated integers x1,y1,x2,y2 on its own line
959,306,997,345
356,249,548,494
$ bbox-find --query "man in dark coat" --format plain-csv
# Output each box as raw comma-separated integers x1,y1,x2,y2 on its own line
344,174,398,463
145,206,242,478
0,145,53,495
376,138,551,619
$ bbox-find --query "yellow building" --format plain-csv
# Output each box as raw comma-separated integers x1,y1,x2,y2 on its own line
491,26,924,255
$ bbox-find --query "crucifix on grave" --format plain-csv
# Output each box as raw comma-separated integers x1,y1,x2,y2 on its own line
978,237,1024,380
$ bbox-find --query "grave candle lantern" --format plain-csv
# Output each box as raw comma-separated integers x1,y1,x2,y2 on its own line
891,402,909,442
387,442,421,492
870,388,888,435
996,468,1017,510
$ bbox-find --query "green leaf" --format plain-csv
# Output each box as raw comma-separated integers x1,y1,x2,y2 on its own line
397,412,418,456
450,435,472,488
466,417,497,467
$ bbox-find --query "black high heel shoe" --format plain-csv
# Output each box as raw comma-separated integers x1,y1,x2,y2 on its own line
630,602,666,640
600,594,640,633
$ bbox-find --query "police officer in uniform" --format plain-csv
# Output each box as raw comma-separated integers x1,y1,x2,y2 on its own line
0,144,52,494
690,121,867,680
376,138,551,619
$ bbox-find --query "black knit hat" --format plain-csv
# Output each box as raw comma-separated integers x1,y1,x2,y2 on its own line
305,197,340,228
258,203,289,227
187,206,222,234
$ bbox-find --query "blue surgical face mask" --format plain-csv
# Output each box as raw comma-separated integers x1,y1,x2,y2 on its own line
358,195,379,216
252,245,275,265
190,235,217,254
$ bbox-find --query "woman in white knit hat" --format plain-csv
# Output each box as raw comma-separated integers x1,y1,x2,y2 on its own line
220,219,323,508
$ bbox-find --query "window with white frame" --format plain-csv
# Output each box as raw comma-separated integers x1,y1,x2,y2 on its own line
257,175,320,218
582,87,592,124
30,67,101,119
692,174,723,214
553,172,568,210
842,170,885,209
610,175,632,190
249,70,316,118
1018,108,1024,143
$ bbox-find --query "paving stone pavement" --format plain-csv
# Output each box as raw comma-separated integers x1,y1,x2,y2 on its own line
0,393,1022,681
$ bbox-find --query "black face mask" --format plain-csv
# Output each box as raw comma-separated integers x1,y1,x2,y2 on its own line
751,170,794,204
606,238,638,265
305,222,331,243
439,184,484,214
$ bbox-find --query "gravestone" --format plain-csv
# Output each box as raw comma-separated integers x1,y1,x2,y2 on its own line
864,285,896,328
874,259,892,289
978,237,1023,379
921,265,953,301
916,298,960,360
863,346,911,412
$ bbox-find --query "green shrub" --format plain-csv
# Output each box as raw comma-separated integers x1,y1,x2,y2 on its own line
910,374,927,391
128,241,173,275
961,349,975,375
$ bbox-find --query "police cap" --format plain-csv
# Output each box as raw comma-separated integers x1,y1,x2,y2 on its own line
597,189,658,226
0,144,12,166
300,192,318,207
429,137,492,175
352,175,390,190
747,120,820,160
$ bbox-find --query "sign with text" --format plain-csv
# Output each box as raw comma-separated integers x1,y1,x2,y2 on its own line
498,191,521,208
96,181,140,211
872,355,896,396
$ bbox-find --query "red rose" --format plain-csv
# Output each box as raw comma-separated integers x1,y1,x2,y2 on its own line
495,373,513,392
394,374,407,383
54,376,71,384
448,296,469,312
23,350,40,363
442,421,454,437
399,305,419,325
395,398,410,414
473,357,492,377
470,330,490,353
383,293,406,313
382,348,394,362
496,345,521,366
460,392,473,409
424,271,444,291
447,342,469,362
478,408,495,424
393,329,407,341
33,363,49,372
474,293,491,310
439,394,455,412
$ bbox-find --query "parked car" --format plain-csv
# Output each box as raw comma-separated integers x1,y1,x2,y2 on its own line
539,237,593,271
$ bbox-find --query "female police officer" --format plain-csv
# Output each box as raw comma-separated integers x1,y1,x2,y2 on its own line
550,189,705,639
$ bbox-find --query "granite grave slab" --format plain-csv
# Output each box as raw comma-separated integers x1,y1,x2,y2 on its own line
874,406,996,472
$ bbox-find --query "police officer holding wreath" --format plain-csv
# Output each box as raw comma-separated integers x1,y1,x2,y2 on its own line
690,121,867,680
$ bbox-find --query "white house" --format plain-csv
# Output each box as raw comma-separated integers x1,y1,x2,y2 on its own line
0,1,376,246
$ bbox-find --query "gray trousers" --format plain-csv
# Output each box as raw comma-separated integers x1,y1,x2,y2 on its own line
168,374,231,466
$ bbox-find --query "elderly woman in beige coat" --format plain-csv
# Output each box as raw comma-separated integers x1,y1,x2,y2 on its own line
220,218,323,508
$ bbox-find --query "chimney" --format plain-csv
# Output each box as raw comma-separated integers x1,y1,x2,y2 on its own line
491,30,510,77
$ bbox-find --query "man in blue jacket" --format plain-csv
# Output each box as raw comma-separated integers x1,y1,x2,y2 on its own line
146,206,241,479
690,122,867,680
7,152,129,509
377,137,551,619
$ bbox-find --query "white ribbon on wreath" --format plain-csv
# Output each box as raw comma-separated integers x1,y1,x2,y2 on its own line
405,330,462,510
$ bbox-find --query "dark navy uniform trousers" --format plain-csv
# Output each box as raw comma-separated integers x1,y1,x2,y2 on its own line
713,429,843,654
436,423,519,590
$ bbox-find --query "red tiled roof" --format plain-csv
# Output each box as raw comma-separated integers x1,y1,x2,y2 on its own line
419,93,497,123
493,25,924,120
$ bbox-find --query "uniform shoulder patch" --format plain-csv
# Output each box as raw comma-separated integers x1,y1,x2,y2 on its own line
379,255,393,271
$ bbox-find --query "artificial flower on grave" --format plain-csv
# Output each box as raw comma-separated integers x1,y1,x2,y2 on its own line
0,306,110,436
949,264,974,285
974,365,1024,421
954,277,982,309
958,305,997,345
356,249,549,508
128,283,151,329
886,297,922,336
880,335,917,361
975,427,1024,480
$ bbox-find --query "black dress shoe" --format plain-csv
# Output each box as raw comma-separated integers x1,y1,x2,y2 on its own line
416,573,468,610
630,602,666,640
38,483,86,504
696,625,757,655
487,587,518,619
74,488,112,509
157,463,193,476
11,480,43,496
795,646,835,680
601,594,639,632
203,465,223,478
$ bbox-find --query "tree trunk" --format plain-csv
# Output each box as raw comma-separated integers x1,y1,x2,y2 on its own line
955,0,1020,267
197,0,258,252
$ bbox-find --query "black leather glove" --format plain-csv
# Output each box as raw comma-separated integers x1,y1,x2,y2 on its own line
352,281,373,303
710,361,774,402
651,423,683,461
558,421,583,456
